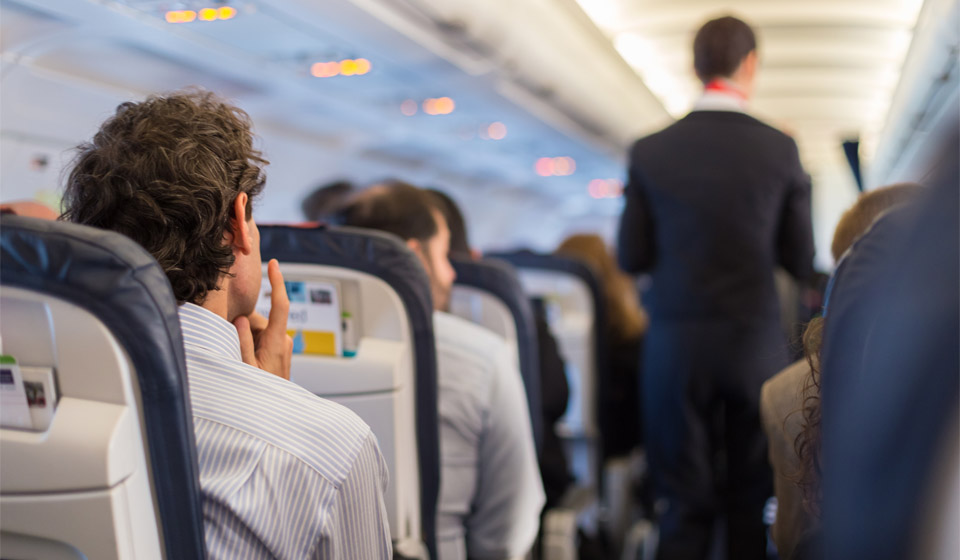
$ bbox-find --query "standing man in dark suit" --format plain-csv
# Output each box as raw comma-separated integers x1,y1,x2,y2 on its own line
617,15,815,560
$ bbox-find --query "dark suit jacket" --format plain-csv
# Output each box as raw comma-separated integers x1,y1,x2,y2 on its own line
618,110,815,323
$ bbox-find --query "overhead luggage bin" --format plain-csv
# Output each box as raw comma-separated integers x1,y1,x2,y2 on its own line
448,256,543,453
0,216,206,560
259,224,440,560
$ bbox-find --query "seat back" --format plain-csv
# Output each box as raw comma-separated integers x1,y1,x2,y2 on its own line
259,224,439,560
487,251,606,486
0,216,205,560
448,257,543,453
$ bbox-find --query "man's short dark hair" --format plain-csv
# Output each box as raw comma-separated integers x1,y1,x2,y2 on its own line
338,180,438,243
61,89,267,305
693,15,757,84
425,189,470,257
301,180,354,222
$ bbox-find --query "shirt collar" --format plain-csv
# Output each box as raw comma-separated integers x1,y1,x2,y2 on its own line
178,302,243,362
692,80,749,113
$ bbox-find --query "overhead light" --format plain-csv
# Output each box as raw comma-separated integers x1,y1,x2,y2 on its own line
165,6,237,23
354,58,372,75
487,122,507,140
588,178,623,198
553,157,576,176
165,10,196,23
536,157,577,177
310,59,372,78
311,62,340,78
400,99,418,116
535,157,554,177
422,97,455,115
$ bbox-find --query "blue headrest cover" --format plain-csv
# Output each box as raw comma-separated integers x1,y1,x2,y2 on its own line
451,257,544,453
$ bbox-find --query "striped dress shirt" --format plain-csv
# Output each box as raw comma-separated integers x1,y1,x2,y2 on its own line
178,303,392,559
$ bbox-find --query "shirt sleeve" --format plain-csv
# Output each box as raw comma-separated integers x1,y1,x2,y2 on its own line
466,344,546,559
618,146,657,274
312,432,393,559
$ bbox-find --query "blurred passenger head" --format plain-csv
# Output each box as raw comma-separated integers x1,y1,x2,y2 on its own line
425,188,471,258
555,233,648,341
693,15,758,89
0,200,59,220
62,89,268,312
340,180,456,311
301,180,354,222
830,182,922,261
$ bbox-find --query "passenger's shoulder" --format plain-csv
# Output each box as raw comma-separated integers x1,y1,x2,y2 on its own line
761,359,809,416
433,311,508,352
188,356,374,478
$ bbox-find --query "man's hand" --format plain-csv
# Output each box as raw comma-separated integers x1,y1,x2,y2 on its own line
234,259,293,380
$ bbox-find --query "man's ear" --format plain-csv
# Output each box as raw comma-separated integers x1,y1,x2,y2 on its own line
229,193,253,255
405,237,423,258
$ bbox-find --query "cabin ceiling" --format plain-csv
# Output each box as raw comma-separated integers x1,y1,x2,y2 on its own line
575,0,926,176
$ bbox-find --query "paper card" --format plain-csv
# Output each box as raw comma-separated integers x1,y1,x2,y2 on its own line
22,366,57,431
257,280,343,357
1,355,32,430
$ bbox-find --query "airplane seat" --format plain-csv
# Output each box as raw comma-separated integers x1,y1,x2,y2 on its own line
448,256,543,454
0,216,206,559
258,224,440,560
487,251,607,486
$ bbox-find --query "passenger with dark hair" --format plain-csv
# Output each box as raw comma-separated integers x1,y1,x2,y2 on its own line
760,183,921,560
425,189,472,258
340,182,544,560
62,90,392,559
616,14,815,560
426,188,574,510
301,179,355,222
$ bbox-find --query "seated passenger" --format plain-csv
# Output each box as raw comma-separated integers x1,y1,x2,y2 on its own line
428,188,574,510
301,179,355,222
759,182,920,560
555,233,648,460
340,181,545,559
61,90,392,559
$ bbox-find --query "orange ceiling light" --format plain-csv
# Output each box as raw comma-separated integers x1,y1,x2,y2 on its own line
354,58,372,75
310,59,372,78
535,157,554,177
166,6,237,23
588,179,624,198
165,10,197,23
422,97,455,115
487,122,507,140
553,157,576,176
339,59,359,76
311,62,340,78
536,156,577,177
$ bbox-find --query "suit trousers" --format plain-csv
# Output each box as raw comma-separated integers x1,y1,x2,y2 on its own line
642,318,788,560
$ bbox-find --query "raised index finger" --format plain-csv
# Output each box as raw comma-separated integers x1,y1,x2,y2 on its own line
265,259,289,336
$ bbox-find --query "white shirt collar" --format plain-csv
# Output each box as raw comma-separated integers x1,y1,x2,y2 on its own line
691,84,749,114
